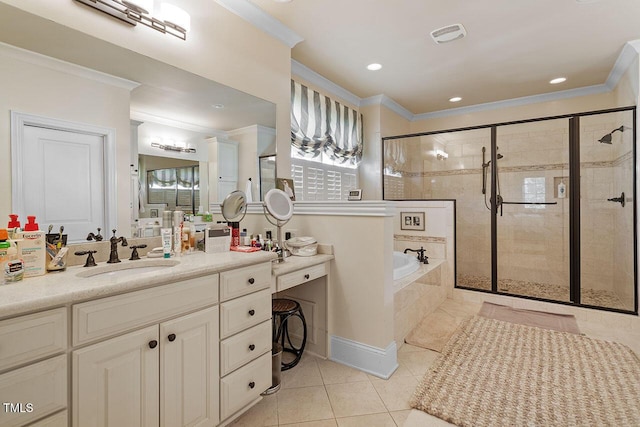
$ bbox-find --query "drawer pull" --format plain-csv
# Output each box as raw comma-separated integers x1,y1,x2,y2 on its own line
249,381,255,389
304,274,310,280
248,277,255,285
249,344,256,351
148,340,158,349
248,309,255,316
168,333,176,342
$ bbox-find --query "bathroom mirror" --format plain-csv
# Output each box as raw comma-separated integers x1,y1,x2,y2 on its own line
220,190,247,222
0,3,276,238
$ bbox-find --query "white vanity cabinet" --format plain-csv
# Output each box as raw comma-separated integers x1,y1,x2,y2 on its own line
72,275,220,427
0,308,68,427
218,263,272,422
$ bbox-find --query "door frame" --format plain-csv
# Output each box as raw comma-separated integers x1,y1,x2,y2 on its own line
11,111,117,235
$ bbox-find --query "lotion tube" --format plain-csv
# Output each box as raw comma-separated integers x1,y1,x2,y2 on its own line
161,228,172,258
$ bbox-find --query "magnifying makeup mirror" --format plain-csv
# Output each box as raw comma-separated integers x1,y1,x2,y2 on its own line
220,190,248,222
263,189,294,263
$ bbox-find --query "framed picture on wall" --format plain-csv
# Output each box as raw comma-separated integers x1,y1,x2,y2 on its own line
276,178,296,201
400,211,425,231
150,209,159,218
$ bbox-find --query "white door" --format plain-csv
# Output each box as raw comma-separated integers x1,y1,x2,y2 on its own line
73,326,160,427
21,125,105,242
161,307,219,427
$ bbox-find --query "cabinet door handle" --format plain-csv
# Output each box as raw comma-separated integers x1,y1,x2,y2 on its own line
249,344,256,351
304,274,310,280
168,333,176,342
148,340,158,349
248,381,255,389
248,309,255,316
248,277,255,285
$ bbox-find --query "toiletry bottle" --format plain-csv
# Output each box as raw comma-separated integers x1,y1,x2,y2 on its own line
7,214,20,239
16,216,46,277
189,222,196,252
182,220,191,252
1,229,24,284
558,180,566,199
240,228,248,246
161,228,172,258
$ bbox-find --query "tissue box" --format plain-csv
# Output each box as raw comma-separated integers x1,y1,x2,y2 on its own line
205,226,231,253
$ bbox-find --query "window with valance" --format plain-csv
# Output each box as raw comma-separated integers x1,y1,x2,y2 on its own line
290,80,363,200
290,80,363,166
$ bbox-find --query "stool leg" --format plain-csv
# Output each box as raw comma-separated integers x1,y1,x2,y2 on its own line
281,309,308,371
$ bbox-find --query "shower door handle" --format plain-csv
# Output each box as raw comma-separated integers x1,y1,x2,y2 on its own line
607,192,625,207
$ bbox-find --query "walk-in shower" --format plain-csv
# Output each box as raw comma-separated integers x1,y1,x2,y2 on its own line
382,106,637,314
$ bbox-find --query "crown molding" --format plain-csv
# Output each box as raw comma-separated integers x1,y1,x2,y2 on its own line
605,39,640,91
413,84,610,121
227,124,276,137
291,59,362,107
0,41,139,91
130,110,228,138
214,0,303,48
361,94,414,121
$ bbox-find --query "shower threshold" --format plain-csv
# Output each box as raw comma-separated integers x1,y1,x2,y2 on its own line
458,275,628,311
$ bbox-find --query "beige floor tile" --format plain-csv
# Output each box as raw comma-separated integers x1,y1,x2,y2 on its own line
389,410,412,426
325,381,387,418
317,359,370,384
228,394,278,427
281,355,324,389
397,349,439,377
280,420,338,427
370,375,419,411
403,410,454,426
276,386,334,425
335,412,396,427
397,343,430,354
438,299,481,319
367,361,413,381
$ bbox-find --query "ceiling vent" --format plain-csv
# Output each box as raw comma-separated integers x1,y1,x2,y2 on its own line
430,24,467,44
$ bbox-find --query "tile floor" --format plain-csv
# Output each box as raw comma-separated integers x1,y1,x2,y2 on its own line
230,298,640,427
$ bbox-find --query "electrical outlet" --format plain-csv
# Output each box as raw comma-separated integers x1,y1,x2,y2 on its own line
264,228,274,239
287,229,297,239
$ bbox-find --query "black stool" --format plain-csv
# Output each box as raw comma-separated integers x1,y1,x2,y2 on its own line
272,298,307,371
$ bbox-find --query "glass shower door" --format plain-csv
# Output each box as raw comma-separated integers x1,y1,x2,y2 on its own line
495,119,571,302
579,111,635,311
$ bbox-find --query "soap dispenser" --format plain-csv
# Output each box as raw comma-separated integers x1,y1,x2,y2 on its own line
558,180,566,199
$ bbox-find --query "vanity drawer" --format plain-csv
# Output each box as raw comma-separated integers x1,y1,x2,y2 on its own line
220,289,271,339
0,355,67,427
220,320,271,376
0,308,67,372
276,262,327,293
219,262,271,301
220,352,271,420
73,274,218,345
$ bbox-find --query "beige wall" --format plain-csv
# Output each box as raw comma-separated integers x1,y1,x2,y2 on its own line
0,53,131,232
238,210,396,350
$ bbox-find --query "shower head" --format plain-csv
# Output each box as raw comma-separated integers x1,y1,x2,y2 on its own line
497,153,504,159
598,125,625,144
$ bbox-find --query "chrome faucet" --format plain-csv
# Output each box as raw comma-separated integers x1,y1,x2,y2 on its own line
107,229,128,263
404,246,429,264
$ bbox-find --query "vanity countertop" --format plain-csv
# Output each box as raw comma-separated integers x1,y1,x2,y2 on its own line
0,250,277,319
271,254,334,276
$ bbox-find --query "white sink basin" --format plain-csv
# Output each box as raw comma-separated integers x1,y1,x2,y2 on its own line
76,259,180,278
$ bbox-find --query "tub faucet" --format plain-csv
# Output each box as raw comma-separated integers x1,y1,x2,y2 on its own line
107,229,128,263
404,246,429,264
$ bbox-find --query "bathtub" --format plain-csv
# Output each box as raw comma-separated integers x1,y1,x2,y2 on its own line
393,251,420,280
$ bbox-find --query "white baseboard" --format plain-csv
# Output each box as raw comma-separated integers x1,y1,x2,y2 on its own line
330,336,398,379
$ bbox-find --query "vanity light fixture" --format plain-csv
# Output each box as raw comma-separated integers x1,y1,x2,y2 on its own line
74,0,191,40
151,142,196,153
549,77,567,84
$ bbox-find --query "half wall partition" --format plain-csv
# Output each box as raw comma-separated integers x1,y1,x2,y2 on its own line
383,107,637,314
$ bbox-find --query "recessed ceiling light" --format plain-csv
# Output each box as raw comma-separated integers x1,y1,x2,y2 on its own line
449,97,462,102
367,63,382,71
549,77,567,84
212,104,225,109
